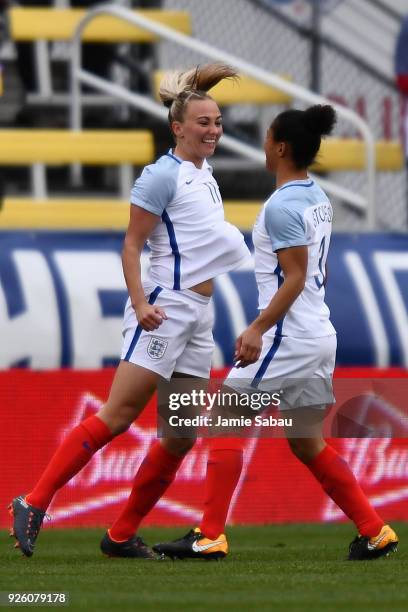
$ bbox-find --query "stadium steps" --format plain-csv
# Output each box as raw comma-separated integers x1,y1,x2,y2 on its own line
2,7,192,131
0,133,401,231
3,5,404,212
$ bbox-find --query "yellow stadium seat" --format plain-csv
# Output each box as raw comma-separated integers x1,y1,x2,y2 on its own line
0,198,262,231
0,199,131,230
9,8,192,42
153,71,292,105
0,130,154,165
314,139,404,172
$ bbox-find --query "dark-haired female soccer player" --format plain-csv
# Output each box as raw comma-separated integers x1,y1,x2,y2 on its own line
9,63,251,558
154,105,399,562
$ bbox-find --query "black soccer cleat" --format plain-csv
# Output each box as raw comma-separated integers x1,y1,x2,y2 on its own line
100,531,158,559
153,527,228,560
348,524,398,560
8,495,49,557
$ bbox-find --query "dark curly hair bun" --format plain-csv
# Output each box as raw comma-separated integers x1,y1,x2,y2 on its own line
304,104,337,136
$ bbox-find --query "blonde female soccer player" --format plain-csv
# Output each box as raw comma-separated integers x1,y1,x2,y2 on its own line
9,63,251,558
154,105,399,562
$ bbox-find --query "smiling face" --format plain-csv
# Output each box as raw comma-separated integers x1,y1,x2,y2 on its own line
172,98,223,166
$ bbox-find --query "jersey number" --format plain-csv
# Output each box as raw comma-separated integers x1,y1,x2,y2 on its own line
314,236,326,289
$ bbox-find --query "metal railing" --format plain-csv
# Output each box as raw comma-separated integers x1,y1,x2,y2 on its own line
69,3,377,228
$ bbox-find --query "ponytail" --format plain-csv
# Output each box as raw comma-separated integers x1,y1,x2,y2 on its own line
158,63,238,124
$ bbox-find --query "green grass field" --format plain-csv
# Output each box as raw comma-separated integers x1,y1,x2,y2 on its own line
1,524,407,611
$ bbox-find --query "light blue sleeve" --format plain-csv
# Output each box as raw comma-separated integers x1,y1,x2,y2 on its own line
264,201,308,252
130,162,178,216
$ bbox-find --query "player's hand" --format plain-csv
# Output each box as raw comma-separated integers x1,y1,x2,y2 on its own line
234,324,262,368
134,302,168,331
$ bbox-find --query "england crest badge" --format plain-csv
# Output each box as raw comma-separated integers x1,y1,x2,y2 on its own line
147,336,168,359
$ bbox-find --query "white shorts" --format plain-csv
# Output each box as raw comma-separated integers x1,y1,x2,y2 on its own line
121,284,214,380
226,333,337,410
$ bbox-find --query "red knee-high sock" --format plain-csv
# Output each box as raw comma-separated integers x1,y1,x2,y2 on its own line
199,438,244,539
109,442,184,541
26,415,113,511
306,444,384,537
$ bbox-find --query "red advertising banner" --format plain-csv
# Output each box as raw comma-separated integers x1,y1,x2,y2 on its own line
1,368,408,529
